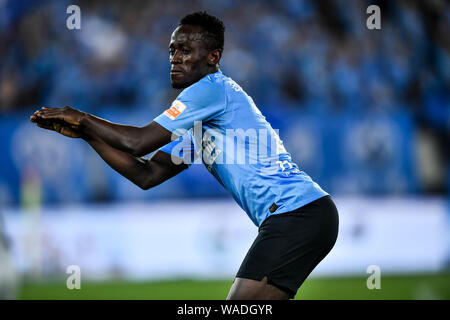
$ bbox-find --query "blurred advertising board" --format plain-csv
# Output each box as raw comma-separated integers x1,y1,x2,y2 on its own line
2,197,449,280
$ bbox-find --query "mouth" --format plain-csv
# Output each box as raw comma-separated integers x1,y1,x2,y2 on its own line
170,70,183,75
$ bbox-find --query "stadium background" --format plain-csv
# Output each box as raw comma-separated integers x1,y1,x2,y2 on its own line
0,0,449,299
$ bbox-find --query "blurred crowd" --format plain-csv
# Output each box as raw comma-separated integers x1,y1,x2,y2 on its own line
0,0,449,205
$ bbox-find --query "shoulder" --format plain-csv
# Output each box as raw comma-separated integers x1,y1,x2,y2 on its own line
178,72,226,102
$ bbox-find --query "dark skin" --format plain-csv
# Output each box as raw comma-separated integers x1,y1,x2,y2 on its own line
30,24,289,300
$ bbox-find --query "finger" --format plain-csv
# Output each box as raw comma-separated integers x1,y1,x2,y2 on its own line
32,110,46,116
37,108,59,114
37,112,64,120
36,118,55,127
36,123,54,130
36,122,50,129
52,122,62,132
33,110,44,117
38,108,64,115
31,116,46,124
60,127,73,136
30,115,44,123
32,116,53,124
33,111,44,118
37,108,59,116
34,119,61,130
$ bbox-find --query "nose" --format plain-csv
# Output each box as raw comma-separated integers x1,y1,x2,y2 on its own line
170,50,182,65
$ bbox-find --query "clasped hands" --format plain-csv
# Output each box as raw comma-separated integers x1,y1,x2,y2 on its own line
30,106,86,138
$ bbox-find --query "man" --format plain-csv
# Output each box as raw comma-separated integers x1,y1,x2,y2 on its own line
30,11,338,300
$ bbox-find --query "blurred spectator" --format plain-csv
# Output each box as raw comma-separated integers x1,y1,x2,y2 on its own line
0,0,448,205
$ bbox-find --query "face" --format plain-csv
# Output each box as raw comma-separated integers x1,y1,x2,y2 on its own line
169,25,216,89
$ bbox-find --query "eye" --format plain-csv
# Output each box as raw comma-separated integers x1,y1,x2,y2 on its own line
182,48,191,54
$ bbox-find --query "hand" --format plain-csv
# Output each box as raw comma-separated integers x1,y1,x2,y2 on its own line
31,106,86,128
30,106,85,138
31,118,83,138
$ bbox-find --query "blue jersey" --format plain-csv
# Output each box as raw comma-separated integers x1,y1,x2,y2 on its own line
154,70,328,226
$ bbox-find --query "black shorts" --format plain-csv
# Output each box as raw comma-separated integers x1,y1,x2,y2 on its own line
236,195,339,299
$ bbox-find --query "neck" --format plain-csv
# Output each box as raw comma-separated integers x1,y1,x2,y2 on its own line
205,65,219,76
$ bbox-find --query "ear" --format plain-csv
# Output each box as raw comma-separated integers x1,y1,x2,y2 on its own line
208,49,222,66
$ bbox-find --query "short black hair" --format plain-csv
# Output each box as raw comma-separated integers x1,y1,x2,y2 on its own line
179,11,225,52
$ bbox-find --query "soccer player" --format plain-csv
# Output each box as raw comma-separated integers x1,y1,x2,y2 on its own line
30,11,339,300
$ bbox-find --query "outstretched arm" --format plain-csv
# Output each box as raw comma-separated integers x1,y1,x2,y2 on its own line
31,106,173,157
29,116,187,190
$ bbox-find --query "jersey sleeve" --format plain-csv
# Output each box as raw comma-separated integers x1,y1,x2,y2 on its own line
158,129,197,167
153,77,226,133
